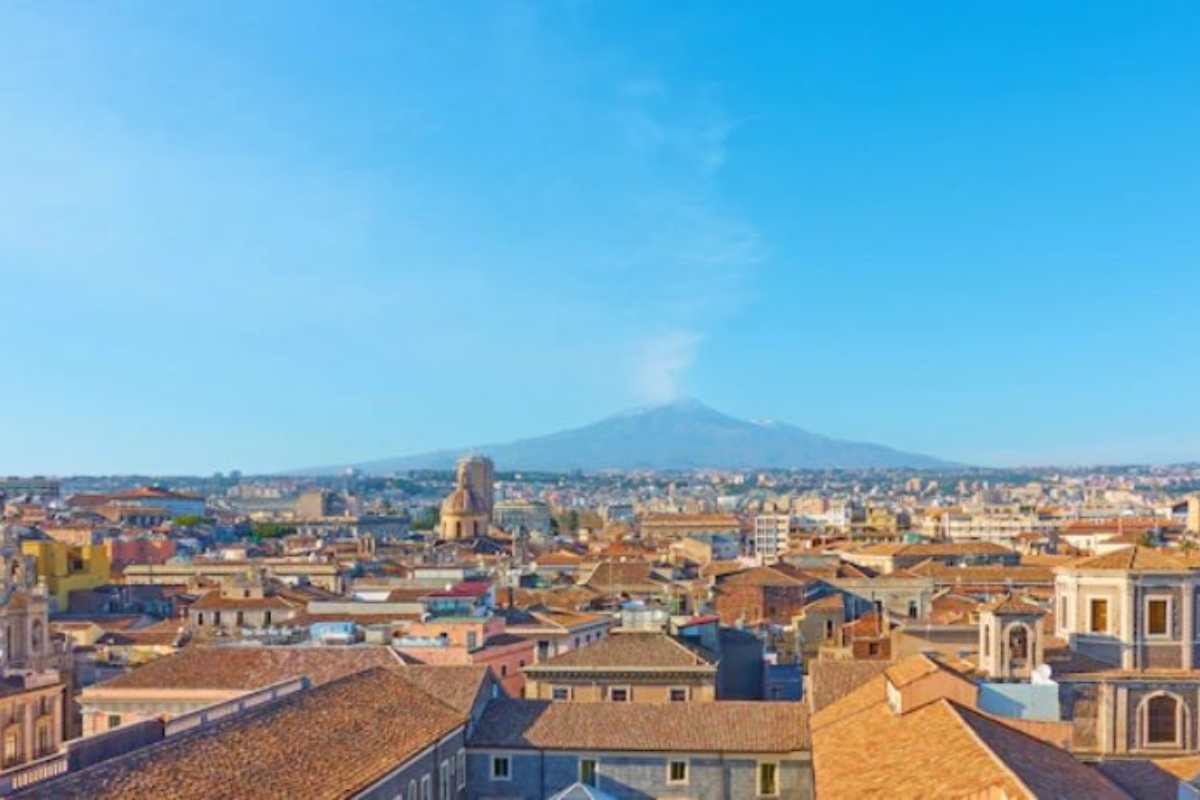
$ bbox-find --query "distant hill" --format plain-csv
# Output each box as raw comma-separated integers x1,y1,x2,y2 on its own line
297,398,958,474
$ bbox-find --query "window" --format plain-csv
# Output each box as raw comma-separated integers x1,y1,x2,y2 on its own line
407,779,416,800
758,762,779,796
467,632,478,650
1090,599,1109,634
669,687,688,702
214,611,222,625
1008,625,1028,662
1148,695,1179,745
907,601,918,619
236,611,244,627
35,725,50,756
824,619,834,639
439,760,450,798
107,714,121,730
500,664,508,677
609,687,629,702
867,642,880,656
264,610,272,626
456,749,466,790
1148,599,1169,637
668,759,688,785
492,755,511,780
197,612,204,626
580,758,597,787
1060,595,1068,627
552,686,570,701
3,730,17,766
420,774,432,800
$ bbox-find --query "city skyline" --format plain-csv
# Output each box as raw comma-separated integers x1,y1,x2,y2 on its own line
3,2,1199,474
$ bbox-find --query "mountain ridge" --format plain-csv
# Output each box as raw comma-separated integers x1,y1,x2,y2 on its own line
295,398,958,474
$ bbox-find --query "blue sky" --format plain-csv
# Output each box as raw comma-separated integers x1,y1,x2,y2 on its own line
2,1,1198,474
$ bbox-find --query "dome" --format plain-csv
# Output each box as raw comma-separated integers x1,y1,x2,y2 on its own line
441,487,482,516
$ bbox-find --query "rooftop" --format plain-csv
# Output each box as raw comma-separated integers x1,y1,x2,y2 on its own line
812,671,1126,799
90,645,403,692
18,668,465,800
469,698,809,753
528,631,715,671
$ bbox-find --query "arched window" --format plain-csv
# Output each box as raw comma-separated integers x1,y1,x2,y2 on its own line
1148,695,1179,745
1008,625,1028,662
455,521,462,538
30,621,43,656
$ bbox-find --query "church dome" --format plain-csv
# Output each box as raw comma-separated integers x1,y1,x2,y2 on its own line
442,487,482,516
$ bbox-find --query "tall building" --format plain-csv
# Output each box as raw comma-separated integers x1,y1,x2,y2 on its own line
754,514,791,563
0,527,67,766
439,455,495,541
458,455,495,518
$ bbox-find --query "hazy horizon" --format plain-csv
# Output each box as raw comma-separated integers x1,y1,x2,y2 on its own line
3,2,1198,474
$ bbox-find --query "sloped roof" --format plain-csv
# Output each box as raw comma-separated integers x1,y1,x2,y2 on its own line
806,659,891,713
18,668,465,800
1065,546,1200,573
715,564,809,587
812,674,1127,799
980,594,1046,616
529,631,715,670
470,698,809,753
394,664,491,714
92,645,404,692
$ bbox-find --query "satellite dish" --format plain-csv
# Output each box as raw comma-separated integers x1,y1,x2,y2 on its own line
1031,663,1054,685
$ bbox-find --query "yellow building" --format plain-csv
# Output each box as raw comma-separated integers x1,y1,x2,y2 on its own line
21,539,111,612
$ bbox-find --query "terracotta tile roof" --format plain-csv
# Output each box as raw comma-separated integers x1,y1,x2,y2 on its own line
806,659,891,712
93,645,404,691
513,586,599,610
1065,546,1200,573
812,677,1127,799
801,594,844,614
529,631,715,670
583,560,664,593
19,668,465,800
855,542,1016,558
908,561,1054,583
954,702,1129,799
980,594,1046,616
928,592,982,625
395,664,491,714
715,564,809,587
883,653,943,688
470,698,809,753
699,559,744,579
535,551,584,566
640,513,740,527
190,591,296,610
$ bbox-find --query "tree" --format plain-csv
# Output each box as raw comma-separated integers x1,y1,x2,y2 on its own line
411,506,439,531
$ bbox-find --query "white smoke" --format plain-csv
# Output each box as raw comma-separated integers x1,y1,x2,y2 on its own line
633,330,702,405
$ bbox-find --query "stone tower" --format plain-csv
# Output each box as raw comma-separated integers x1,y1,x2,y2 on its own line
438,455,495,541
